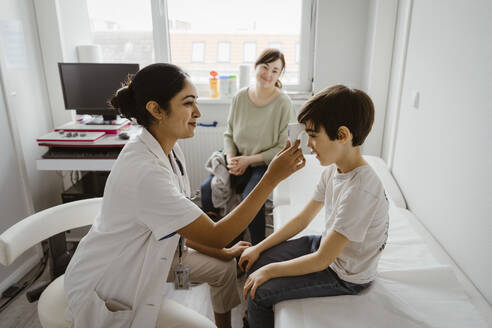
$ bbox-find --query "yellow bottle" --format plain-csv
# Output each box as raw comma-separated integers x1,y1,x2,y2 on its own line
209,70,219,98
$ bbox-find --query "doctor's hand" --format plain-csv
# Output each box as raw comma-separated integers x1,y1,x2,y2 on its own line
223,241,251,261
243,265,273,300
265,140,305,184
238,245,261,272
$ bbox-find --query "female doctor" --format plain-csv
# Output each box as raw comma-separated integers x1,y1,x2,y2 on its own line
63,63,305,328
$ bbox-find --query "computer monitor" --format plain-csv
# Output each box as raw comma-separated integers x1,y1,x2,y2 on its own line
58,63,139,122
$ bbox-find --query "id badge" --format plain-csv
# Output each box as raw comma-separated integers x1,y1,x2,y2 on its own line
174,263,190,290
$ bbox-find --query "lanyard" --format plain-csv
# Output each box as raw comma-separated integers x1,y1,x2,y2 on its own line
169,151,187,261
169,150,186,196
158,151,186,242
171,150,184,176
178,236,184,264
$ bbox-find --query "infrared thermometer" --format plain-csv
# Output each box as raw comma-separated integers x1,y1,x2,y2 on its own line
288,123,306,145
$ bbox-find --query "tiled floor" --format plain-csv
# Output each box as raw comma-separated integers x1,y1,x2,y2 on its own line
0,266,49,328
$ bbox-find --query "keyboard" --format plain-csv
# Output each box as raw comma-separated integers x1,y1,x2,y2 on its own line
42,147,122,159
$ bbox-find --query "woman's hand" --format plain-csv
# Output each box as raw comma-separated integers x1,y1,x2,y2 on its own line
265,140,305,184
243,265,273,300
227,156,251,175
226,153,235,167
226,153,239,175
223,241,252,261
238,245,261,272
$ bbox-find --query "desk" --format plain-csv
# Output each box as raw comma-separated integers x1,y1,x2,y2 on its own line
37,158,115,171
36,125,141,171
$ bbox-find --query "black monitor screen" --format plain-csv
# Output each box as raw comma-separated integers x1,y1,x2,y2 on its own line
58,63,139,115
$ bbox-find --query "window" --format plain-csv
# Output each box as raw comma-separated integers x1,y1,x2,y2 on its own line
86,0,316,97
217,42,231,63
243,42,257,63
165,0,316,96
268,42,282,51
191,42,205,62
86,0,155,68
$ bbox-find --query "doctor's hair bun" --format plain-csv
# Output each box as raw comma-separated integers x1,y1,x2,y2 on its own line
110,77,138,121
109,63,189,128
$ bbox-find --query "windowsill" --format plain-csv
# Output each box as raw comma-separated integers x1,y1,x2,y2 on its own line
197,97,233,105
197,92,311,106
292,99,309,105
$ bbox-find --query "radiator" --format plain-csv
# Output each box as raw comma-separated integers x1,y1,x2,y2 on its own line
178,126,226,194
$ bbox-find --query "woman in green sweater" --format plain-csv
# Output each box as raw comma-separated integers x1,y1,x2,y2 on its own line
201,49,296,245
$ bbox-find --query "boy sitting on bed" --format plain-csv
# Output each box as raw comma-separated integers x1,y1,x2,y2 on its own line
239,85,389,328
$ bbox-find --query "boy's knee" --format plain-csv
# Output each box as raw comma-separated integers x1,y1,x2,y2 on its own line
247,293,258,308
248,253,272,274
247,286,269,308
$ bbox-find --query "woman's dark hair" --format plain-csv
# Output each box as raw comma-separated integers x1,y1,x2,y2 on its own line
255,48,286,88
298,85,375,147
109,63,189,128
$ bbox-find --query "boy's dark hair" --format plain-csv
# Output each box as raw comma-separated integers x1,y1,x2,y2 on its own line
298,85,374,146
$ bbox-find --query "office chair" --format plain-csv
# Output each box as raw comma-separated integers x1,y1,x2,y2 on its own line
0,197,101,328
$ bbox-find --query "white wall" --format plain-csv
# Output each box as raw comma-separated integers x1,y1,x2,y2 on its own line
0,0,63,293
313,0,370,92
386,0,492,303
0,1,62,211
362,0,398,156
312,0,392,156
34,0,93,127
0,73,39,295
381,0,414,165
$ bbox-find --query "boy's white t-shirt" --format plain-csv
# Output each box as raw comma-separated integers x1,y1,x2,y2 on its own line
312,164,389,284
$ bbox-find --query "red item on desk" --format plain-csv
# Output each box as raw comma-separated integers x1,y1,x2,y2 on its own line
37,131,106,145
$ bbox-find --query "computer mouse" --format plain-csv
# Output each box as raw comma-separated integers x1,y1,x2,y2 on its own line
118,132,130,140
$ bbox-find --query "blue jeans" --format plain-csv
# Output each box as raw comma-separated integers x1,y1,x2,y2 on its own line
200,165,267,245
246,235,371,328
200,174,219,214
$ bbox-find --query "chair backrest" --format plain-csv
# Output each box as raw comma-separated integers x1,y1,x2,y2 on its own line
0,197,102,266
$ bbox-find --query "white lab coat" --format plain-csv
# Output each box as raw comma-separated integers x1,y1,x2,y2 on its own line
64,128,203,327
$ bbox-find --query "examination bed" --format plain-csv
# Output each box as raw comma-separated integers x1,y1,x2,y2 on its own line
271,155,489,328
